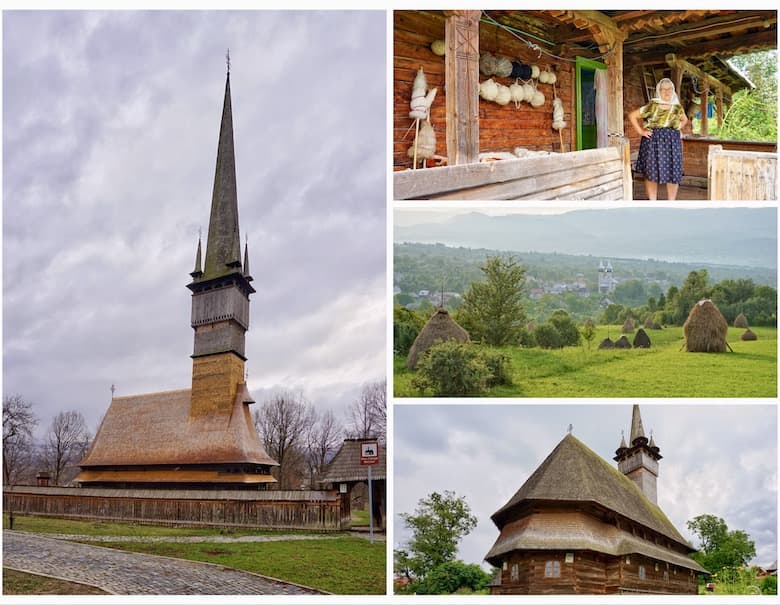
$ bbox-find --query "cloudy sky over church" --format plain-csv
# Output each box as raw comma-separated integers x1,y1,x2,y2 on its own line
4,11,386,436
395,404,777,571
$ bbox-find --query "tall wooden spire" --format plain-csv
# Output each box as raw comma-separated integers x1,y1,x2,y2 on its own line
187,69,255,417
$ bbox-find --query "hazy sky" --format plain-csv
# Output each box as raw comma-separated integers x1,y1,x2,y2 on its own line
394,404,778,570
3,10,386,438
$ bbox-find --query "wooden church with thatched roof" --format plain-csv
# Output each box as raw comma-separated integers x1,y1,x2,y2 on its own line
485,405,706,594
77,65,278,490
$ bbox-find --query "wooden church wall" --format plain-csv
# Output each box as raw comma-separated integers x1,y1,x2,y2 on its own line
394,11,575,171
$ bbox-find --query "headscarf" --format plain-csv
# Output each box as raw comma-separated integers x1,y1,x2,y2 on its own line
652,77,680,106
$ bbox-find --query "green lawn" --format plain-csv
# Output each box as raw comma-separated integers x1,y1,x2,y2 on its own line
3,568,108,595
395,325,777,398
3,515,385,595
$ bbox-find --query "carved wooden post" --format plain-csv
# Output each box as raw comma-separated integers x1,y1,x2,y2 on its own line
605,38,632,200
444,10,481,166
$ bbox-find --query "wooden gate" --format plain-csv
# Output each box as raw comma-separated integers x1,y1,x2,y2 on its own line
708,145,777,200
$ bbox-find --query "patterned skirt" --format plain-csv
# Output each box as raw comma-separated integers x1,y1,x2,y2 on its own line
634,127,683,184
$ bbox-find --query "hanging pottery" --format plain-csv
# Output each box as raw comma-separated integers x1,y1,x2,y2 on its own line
531,90,545,107
509,81,525,105
531,65,541,79
522,83,536,103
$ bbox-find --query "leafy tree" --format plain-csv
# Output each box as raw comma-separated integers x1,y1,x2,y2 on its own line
534,322,563,349
415,561,493,595
395,491,478,582
2,394,38,485
687,514,756,573
549,309,581,347
43,410,91,485
601,303,626,325
458,255,527,346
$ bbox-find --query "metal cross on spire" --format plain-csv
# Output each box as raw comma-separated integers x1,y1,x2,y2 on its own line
226,48,231,75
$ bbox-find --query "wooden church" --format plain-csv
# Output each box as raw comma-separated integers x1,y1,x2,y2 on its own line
485,405,707,594
77,66,278,490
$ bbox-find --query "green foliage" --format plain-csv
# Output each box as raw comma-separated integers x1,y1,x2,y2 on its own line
414,561,493,595
705,566,762,595
395,491,478,582
534,322,563,349
458,255,527,346
393,306,426,356
411,341,511,396
687,514,756,574
601,303,627,325
760,574,777,595
581,319,597,350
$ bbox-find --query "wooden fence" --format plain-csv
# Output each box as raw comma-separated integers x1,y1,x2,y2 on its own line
394,145,631,200
3,486,345,531
708,145,777,200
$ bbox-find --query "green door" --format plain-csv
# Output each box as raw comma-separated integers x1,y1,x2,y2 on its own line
576,57,606,151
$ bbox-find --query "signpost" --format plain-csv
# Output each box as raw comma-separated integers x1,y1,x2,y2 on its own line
360,440,379,544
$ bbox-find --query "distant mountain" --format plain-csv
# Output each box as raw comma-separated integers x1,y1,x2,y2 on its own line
394,208,777,269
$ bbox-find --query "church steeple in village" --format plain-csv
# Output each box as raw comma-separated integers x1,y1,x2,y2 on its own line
614,404,662,504
186,69,255,417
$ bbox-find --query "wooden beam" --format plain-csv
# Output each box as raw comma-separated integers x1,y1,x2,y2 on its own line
716,90,723,130
570,10,626,48
666,53,733,97
444,10,481,166
606,38,624,137
627,28,778,64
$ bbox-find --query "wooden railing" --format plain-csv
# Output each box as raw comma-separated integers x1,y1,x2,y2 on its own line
3,486,345,531
394,144,632,201
708,145,777,200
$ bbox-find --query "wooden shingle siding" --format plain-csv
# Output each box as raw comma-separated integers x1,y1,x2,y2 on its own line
4,487,344,531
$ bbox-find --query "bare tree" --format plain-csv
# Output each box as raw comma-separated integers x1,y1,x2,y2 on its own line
346,380,386,442
43,410,91,486
3,394,39,485
253,390,315,490
305,409,343,488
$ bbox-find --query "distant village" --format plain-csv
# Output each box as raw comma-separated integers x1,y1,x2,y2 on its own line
394,259,674,310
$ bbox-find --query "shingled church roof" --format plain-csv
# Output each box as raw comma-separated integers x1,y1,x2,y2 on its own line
79,387,277,468
492,433,689,548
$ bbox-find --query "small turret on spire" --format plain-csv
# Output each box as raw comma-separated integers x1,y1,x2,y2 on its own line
190,234,203,279
243,236,253,282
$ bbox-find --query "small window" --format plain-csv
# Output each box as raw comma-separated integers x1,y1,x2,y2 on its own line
511,563,519,582
638,565,646,580
664,571,669,582
545,561,561,578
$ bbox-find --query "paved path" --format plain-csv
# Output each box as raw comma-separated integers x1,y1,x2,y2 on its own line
3,531,325,595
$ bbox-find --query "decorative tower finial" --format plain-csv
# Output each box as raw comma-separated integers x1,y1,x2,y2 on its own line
110,383,116,399
226,48,231,75
567,423,573,435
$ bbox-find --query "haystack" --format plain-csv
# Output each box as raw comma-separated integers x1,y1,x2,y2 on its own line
633,328,651,348
614,335,631,349
598,337,614,349
682,299,729,353
406,307,470,369
734,312,749,328
644,317,661,330
621,318,635,334
740,328,757,341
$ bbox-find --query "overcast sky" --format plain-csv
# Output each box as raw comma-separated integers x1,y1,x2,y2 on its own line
3,10,387,438
394,404,778,570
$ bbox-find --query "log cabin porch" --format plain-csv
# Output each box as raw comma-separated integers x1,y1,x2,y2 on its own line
393,10,777,201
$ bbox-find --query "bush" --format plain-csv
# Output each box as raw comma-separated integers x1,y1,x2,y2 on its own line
549,310,581,346
411,342,512,396
760,575,777,595
534,323,563,349
394,321,419,356
415,561,493,595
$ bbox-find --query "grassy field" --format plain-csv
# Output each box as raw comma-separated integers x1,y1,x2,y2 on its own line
3,568,108,595
395,325,777,398
3,514,385,595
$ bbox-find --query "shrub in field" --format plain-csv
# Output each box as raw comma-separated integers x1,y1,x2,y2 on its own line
760,575,777,595
412,342,512,396
549,310,581,347
534,323,563,349
394,321,419,356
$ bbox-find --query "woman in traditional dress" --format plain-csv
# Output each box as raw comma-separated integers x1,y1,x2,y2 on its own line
629,78,688,200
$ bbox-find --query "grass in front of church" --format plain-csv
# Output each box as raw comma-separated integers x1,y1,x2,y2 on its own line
3,568,109,595
395,325,777,397
3,514,386,594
